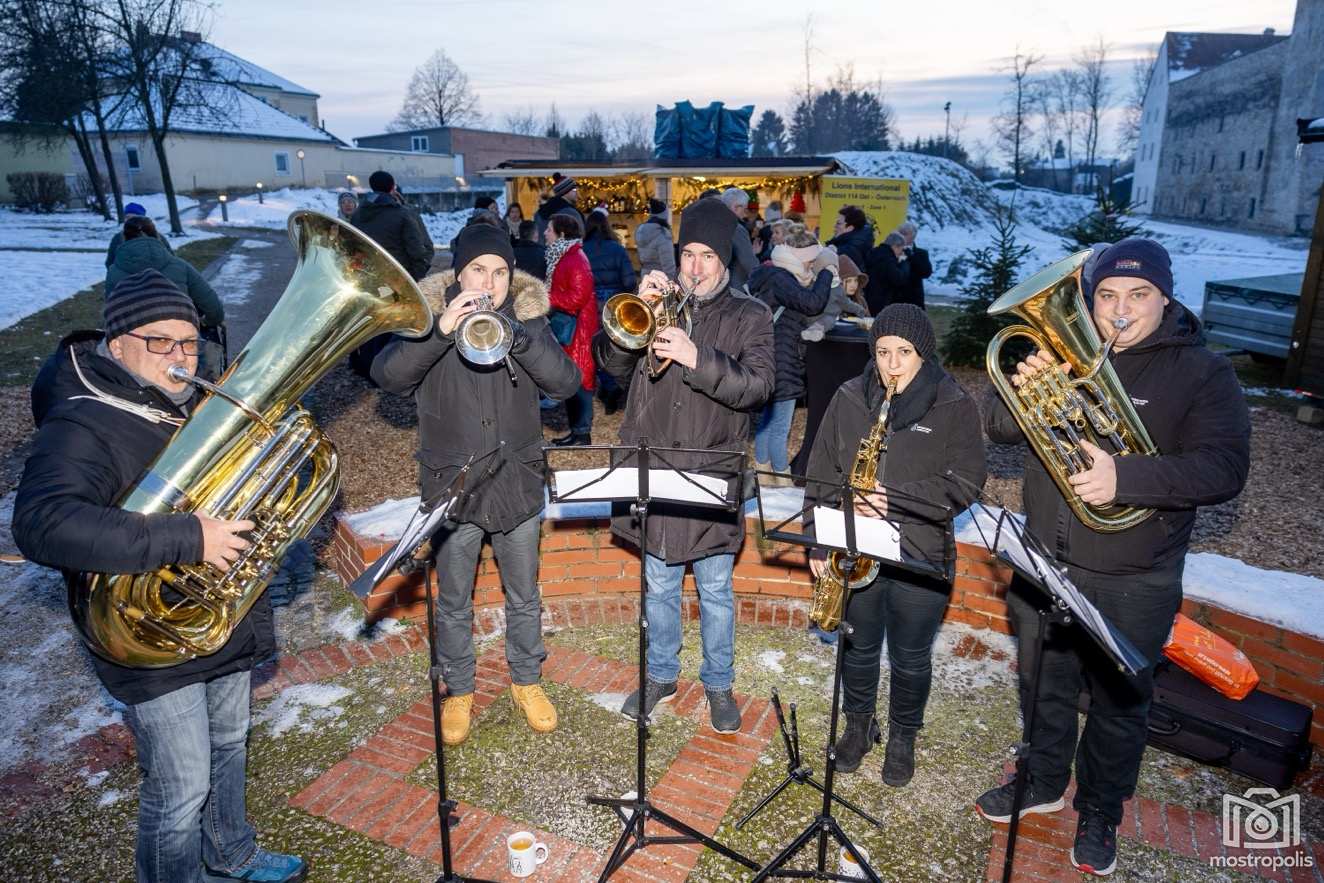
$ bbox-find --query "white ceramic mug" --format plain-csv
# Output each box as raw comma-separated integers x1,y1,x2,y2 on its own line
507,831,548,878
837,844,870,880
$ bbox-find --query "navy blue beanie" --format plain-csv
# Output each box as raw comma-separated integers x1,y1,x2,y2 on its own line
1088,238,1173,299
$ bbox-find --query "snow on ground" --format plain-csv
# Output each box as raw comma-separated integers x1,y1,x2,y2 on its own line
0,251,109,329
254,683,352,737
209,246,264,307
198,187,342,229
756,649,786,673
418,193,508,248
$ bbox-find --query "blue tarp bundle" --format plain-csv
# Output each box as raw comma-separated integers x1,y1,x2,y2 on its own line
654,101,754,159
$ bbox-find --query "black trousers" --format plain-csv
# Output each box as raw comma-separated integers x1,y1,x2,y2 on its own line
841,572,951,732
1005,562,1183,825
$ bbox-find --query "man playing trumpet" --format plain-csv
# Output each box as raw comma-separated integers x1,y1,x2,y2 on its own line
593,197,774,734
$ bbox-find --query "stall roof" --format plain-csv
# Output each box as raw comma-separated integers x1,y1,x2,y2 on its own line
478,156,842,178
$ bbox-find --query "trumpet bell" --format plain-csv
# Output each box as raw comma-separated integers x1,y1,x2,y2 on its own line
457,312,513,365
602,293,655,350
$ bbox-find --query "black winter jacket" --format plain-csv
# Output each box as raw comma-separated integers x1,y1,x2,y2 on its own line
513,241,547,281
581,230,638,302
897,245,933,309
827,226,873,269
806,362,987,573
351,194,433,280
864,245,911,315
593,282,775,563
372,270,581,532
14,334,274,705
747,265,832,401
534,198,585,242
985,302,1251,574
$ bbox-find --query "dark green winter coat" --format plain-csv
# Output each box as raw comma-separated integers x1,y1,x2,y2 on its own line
105,236,225,328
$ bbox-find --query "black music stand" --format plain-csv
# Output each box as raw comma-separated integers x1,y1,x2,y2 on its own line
952,477,1146,883
348,452,502,883
747,469,955,882
544,440,760,882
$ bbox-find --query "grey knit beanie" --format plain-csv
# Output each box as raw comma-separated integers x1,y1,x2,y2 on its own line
104,269,199,340
870,303,936,359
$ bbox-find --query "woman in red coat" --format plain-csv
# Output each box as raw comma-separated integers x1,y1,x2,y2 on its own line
544,212,599,445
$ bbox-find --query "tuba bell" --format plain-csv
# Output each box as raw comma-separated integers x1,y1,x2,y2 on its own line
69,211,433,667
601,278,694,378
985,250,1157,533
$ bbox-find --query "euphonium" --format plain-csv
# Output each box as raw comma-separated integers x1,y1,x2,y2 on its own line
985,250,1157,533
809,378,897,632
601,277,694,377
455,293,514,365
70,211,432,668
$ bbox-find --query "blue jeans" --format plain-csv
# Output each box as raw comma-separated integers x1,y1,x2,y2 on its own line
124,670,256,883
645,552,736,690
754,398,796,472
566,386,594,435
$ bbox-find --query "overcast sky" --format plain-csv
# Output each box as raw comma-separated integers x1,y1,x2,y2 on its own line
211,0,1298,160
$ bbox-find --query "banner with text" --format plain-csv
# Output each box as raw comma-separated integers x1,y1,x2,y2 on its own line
818,177,911,246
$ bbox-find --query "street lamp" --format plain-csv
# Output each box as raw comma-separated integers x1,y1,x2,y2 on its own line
296,149,306,188
944,102,952,160
218,193,228,223
256,181,264,204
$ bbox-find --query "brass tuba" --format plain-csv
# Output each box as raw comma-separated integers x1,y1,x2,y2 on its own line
70,211,433,667
601,278,694,378
985,250,1157,533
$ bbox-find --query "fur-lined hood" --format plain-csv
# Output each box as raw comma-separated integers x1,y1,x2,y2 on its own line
417,268,550,322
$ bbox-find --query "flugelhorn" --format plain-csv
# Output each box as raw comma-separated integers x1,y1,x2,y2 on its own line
455,293,515,366
985,250,1157,533
602,276,694,378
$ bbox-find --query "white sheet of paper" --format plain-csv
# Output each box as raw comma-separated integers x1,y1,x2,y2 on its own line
554,468,730,506
812,506,901,561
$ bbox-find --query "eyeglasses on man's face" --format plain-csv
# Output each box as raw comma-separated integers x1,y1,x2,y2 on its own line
123,332,202,356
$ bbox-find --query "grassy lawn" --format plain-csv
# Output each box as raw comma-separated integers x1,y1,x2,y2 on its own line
0,236,235,386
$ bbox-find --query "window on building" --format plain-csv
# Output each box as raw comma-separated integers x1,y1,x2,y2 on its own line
411,135,429,152
274,151,290,175
125,145,141,170
1256,149,1264,170
1249,198,1256,218
1208,153,1216,172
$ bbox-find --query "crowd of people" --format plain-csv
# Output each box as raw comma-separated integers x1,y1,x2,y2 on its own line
8,168,1253,882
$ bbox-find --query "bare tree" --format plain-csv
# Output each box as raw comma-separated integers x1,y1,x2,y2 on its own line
1075,39,1112,190
609,112,651,162
388,49,481,131
1047,68,1082,190
502,106,541,136
992,49,1043,182
1032,83,1062,190
1116,49,1157,156
543,102,563,138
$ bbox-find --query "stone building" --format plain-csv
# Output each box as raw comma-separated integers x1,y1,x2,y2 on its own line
1132,0,1323,235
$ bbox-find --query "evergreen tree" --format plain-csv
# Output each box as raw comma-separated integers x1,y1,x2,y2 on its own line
942,211,1035,368
751,109,788,157
789,86,894,153
1060,188,1146,252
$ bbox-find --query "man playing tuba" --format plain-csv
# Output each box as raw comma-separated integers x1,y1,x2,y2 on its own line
975,238,1251,877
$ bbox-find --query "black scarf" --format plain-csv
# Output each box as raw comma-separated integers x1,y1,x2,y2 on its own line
861,357,944,433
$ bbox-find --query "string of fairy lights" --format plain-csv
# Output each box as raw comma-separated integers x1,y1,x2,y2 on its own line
515,173,821,218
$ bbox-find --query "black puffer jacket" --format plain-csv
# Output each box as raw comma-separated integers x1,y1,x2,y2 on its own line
351,193,433,280
985,302,1251,574
372,269,581,532
897,245,932,309
747,265,832,401
827,226,873,269
806,361,987,572
864,245,911,314
14,333,274,705
593,281,775,564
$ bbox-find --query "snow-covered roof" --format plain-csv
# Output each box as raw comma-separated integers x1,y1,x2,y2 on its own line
192,42,318,98
88,83,335,143
1164,31,1287,83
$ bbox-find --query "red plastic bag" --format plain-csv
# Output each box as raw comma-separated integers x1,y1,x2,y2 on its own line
1163,613,1260,700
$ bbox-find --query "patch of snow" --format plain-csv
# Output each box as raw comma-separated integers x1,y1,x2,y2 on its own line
199,187,344,229
756,650,786,673
0,251,109,330
1242,386,1306,399
88,85,334,143
588,692,629,713
829,152,1003,230
256,684,352,737
327,607,366,641
97,789,128,807
209,249,264,307
82,770,109,788
419,195,507,249
239,239,275,250
374,617,408,636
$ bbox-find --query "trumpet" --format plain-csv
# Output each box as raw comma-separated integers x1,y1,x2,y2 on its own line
455,293,515,366
601,276,695,378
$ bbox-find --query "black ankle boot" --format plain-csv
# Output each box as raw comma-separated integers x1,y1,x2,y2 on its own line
882,728,916,787
833,712,880,773
552,431,591,447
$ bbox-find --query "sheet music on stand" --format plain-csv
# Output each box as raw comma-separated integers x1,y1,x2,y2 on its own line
969,506,1147,676
545,444,744,512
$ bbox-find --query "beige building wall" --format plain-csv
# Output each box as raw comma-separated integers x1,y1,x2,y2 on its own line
241,85,320,127
0,132,79,203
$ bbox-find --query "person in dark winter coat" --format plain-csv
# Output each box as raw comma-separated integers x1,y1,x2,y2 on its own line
896,221,932,309
581,208,638,304
371,224,580,748
864,232,911,314
105,216,224,328
543,213,600,445
974,239,1250,878
349,170,433,281
827,205,874,269
13,270,305,883
634,198,676,276
105,201,172,266
748,235,832,479
593,198,775,735
806,304,986,788
719,188,758,289
534,176,584,242
512,220,547,280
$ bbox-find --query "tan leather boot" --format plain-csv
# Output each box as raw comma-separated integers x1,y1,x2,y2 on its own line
441,693,474,745
510,683,558,733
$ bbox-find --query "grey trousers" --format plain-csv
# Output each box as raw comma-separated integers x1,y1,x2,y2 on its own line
432,512,546,696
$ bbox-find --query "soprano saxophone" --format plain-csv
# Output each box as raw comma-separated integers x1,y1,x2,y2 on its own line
808,378,897,632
